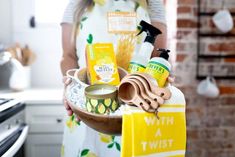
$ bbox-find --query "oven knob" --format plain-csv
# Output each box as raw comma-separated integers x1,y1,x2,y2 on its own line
7,124,11,130
56,119,63,123
15,119,20,124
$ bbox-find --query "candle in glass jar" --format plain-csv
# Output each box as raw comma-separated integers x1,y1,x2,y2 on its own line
85,84,119,114
85,84,117,96
89,88,114,95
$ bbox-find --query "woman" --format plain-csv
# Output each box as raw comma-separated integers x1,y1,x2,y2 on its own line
61,0,167,156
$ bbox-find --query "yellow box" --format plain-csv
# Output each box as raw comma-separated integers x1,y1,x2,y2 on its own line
86,43,120,86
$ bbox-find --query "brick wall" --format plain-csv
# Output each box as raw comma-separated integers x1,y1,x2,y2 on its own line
175,0,235,156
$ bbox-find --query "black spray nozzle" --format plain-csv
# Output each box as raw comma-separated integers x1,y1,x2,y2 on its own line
137,20,162,45
157,48,170,60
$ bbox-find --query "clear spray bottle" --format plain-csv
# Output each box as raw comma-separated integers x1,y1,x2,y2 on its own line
128,20,162,73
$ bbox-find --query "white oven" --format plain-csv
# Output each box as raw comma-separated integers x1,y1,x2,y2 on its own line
0,98,28,157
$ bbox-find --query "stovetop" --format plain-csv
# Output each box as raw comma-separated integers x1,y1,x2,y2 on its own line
0,98,22,113
0,98,12,106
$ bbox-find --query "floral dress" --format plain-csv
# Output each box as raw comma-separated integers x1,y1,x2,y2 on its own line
61,0,162,157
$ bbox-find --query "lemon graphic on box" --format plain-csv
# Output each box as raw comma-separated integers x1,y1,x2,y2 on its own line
96,57,113,65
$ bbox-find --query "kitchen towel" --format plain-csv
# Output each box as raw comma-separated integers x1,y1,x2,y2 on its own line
121,86,186,157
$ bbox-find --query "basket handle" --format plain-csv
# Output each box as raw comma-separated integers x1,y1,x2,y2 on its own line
66,69,80,80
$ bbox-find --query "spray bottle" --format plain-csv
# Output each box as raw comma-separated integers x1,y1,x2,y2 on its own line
128,20,162,73
145,49,171,87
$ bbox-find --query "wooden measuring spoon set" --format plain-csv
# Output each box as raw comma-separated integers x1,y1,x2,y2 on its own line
118,73,171,114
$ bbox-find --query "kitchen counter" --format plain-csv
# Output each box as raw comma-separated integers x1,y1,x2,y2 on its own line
0,88,63,104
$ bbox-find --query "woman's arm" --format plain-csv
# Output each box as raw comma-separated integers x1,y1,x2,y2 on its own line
151,21,167,57
148,0,167,58
60,23,78,75
61,23,78,116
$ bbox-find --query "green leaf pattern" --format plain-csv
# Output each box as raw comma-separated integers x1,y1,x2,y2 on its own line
135,2,140,11
115,142,121,151
81,149,89,156
107,136,121,152
80,149,98,157
108,143,114,148
80,17,88,30
87,34,93,44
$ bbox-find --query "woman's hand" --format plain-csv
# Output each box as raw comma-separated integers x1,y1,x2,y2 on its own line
63,77,81,122
167,75,175,84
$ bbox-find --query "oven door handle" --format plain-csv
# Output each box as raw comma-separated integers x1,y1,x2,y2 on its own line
2,125,29,157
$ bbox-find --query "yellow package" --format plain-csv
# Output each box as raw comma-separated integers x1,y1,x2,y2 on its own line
86,43,120,85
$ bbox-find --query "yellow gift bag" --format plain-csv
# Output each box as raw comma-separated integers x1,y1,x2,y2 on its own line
121,85,186,157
